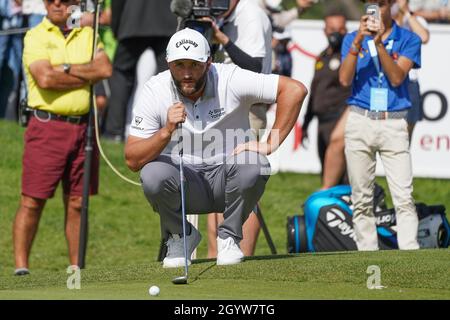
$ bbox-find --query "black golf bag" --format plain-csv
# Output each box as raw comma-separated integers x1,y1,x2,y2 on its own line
287,185,450,253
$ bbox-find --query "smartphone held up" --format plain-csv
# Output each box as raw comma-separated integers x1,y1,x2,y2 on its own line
366,4,381,33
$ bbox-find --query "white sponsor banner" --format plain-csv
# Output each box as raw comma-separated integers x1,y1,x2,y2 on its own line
267,20,450,179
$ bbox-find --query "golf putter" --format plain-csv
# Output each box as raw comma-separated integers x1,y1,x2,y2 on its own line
171,80,189,285
172,125,189,285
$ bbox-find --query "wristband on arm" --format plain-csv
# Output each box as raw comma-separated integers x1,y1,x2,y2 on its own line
349,42,361,56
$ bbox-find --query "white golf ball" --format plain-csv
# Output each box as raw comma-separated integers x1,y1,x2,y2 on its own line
149,285,160,296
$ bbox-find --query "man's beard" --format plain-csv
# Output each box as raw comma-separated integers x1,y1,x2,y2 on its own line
172,71,208,98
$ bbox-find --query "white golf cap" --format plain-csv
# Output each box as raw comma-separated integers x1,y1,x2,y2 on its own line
166,28,211,63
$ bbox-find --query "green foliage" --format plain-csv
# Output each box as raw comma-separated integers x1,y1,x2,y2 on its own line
283,0,326,19
1,250,449,299
282,0,365,20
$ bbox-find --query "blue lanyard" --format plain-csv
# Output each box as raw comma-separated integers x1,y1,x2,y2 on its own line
367,40,383,88
367,39,394,88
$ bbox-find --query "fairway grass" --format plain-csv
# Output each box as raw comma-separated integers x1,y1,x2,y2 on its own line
1,250,449,300
1,120,449,300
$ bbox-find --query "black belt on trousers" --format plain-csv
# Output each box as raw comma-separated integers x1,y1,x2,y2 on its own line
32,109,89,125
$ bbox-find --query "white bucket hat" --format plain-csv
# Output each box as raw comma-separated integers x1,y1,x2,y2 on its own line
166,28,211,63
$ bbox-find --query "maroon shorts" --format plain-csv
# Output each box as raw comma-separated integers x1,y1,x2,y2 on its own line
22,116,99,199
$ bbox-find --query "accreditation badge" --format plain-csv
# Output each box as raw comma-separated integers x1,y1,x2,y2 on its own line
370,88,388,111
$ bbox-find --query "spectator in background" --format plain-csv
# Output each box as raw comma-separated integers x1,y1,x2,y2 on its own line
320,0,431,190
80,0,116,61
340,0,421,251
409,0,450,23
393,0,430,140
18,1,47,120
254,0,318,29
80,0,116,117
320,106,350,190
204,0,318,258
102,0,177,142
271,28,292,76
13,0,112,275
80,0,157,139
253,0,317,76
95,0,113,115
22,0,46,27
0,0,23,119
202,0,272,258
321,0,431,191
302,11,351,185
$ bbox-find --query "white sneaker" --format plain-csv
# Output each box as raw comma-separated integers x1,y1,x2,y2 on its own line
216,237,244,266
163,225,201,268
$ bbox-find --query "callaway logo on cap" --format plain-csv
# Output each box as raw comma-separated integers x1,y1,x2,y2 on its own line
166,28,211,63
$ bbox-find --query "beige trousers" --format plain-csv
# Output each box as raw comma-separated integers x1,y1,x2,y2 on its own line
344,110,419,251
249,104,268,140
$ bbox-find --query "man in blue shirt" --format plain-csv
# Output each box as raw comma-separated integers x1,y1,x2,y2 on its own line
339,0,420,250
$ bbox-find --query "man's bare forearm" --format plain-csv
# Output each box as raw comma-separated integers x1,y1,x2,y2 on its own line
340,34,364,87
376,43,407,87
67,53,112,83
267,77,308,153
340,53,358,87
125,128,173,172
42,68,87,90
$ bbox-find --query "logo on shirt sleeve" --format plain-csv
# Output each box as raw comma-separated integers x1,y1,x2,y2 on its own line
131,116,145,131
135,116,143,126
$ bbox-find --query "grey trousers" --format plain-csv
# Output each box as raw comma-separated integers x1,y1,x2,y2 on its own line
140,151,270,242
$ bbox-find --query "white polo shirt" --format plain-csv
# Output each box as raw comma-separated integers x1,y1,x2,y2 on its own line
129,63,279,165
218,0,273,74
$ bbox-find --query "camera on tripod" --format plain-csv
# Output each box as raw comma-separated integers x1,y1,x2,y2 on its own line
171,0,230,44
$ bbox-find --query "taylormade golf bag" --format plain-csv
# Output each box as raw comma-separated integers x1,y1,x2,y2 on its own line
287,185,450,253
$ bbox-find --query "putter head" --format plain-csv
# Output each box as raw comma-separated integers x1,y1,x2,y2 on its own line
172,276,188,285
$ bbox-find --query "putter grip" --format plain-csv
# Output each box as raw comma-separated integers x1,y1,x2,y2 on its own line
178,123,183,156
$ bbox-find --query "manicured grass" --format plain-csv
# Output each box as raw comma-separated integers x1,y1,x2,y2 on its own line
0,250,449,299
0,120,449,299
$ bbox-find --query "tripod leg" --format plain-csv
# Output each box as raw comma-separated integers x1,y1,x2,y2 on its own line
254,203,277,255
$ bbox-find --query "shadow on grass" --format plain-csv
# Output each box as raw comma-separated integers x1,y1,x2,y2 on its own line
190,263,216,284
245,251,364,261
189,255,301,283
192,251,362,266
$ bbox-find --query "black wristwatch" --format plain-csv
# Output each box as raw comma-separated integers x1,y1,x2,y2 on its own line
63,63,71,74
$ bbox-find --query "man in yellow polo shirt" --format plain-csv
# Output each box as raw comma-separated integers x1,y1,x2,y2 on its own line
13,0,112,276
